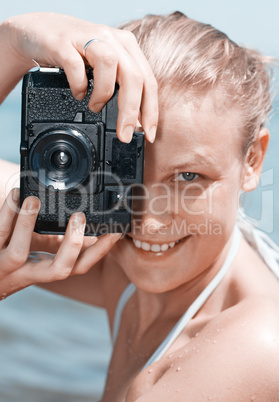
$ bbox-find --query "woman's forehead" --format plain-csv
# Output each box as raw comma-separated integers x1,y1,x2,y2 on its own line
148,91,244,169
158,91,242,139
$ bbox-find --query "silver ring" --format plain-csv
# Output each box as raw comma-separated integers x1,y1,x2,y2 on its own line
83,38,103,58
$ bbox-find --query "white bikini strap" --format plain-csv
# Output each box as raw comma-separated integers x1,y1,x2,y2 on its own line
141,226,242,371
112,282,136,345
237,216,279,279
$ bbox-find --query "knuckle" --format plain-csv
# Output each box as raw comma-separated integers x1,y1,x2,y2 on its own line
52,263,72,281
122,30,137,44
0,229,10,239
7,248,27,266
71,238,83,248
93,85,114,103
19,218,35,231
98,52,117,68
126,107,140,117
129,70,144,86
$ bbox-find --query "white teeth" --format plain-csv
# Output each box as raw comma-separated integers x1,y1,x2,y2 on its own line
141,242,151,251
132,239,180,253
151,244,161,252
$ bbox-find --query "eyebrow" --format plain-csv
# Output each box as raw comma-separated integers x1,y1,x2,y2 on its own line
159,154,219,172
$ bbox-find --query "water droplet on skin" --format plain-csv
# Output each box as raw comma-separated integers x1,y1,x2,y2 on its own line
176,367,182,372
195,332,199,337
250,396,256,401
148,369,153,374
168,353,173,358
217,328,220,332
170,363,174,367
178,354,183,358
213,340,217,344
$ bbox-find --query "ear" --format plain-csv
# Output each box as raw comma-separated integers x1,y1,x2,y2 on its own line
241,128,269,192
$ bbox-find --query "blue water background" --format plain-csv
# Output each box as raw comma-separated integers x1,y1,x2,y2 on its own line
0,83,279,401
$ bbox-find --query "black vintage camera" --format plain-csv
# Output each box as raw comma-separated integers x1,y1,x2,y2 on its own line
20,68,144,235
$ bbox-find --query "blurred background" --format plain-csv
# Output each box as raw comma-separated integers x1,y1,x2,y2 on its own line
0,0,278,401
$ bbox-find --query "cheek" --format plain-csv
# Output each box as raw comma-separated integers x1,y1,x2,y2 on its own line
171,181,240,222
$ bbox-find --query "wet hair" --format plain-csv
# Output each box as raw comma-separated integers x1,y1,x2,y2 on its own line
121,11,275,154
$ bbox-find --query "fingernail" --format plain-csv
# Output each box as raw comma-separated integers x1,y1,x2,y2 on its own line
75,91,86,101
121,125,134,143
148,126,157,143
71,212,86,234
24,198,40,214
91,102,104,113
12,188,20,202
73,212,86,225
110,233,122,239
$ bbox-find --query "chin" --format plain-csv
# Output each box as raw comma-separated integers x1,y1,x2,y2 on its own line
110,233,197,292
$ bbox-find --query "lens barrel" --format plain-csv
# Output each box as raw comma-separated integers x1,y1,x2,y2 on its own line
29,128,96,190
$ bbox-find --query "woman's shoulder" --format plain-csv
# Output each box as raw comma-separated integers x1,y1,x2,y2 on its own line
132,295,279,401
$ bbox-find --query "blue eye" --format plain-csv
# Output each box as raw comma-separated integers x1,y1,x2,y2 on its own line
178,172,199,181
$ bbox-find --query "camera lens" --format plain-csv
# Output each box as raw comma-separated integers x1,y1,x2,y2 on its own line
29,128,97,190
51,150,72,169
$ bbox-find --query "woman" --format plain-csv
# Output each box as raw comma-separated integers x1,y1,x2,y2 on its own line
0,11,279,401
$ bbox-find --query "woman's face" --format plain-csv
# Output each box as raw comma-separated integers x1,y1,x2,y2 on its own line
111,90,247,292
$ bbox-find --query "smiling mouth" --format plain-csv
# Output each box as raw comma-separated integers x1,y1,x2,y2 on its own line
130,237,187,253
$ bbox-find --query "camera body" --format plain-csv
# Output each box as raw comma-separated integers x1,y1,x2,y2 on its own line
20,68,144,235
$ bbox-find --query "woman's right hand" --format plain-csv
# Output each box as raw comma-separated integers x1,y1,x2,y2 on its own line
0,188,121,300
1,12,158,143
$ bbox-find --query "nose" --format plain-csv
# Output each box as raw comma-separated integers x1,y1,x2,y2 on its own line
131,182,173,235
140,215,173,235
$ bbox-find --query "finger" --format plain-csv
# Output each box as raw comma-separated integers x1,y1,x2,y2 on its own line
56,45,88,100
46,212,86,281
139,79,158,143
0,188,20,249
5,196,40,270
116,54,144,143
85,40,143,143
81,235,99,252
70,233,121,275
84,41,118,112
118,31,159,143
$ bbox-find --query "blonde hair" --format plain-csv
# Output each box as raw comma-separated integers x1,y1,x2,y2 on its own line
121,11,275,153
